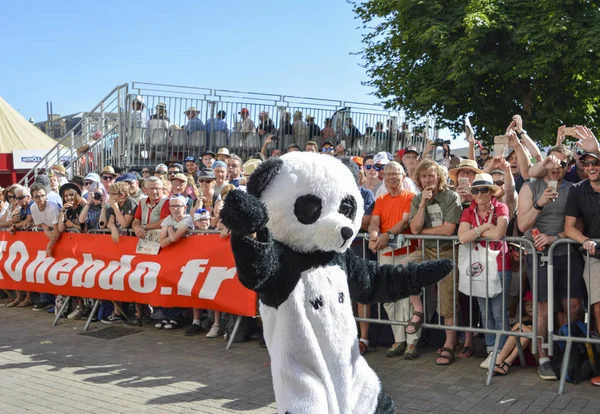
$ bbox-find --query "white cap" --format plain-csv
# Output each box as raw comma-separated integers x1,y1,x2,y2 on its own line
373,151,390,165
85,173,100,183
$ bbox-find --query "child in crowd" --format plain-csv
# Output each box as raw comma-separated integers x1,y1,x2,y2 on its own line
160,195,194,248
193,208,212,231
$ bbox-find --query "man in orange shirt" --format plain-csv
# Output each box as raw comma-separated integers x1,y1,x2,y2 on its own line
368,161,421,359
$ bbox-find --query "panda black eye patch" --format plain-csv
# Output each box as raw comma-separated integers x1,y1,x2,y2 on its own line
294,195,323,225
338,196,357,221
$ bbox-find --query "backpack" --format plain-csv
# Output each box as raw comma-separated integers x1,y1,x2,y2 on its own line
553,320,600,383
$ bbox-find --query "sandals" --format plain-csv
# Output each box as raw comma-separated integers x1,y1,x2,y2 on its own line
405,311,424,335
436,347,455,366
458,346,474,359
494,362,511,376
17,299,33,307
6,299,21,308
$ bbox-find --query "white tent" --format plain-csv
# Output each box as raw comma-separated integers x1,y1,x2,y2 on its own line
0,96,59,153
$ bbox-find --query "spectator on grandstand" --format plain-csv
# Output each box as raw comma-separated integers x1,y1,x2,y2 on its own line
227,155,243,188
492,291,535,376
200,151,215,170
131,95,147,129
373,122,388,143
345,117,362,140
213,160,228,195
305,141,318,153
205,110,228,137
183,107,205,134
292,111,309,144
321,118,335,142
260,135,276,158
321,141,335,156
34,175,62,207
410,159,462,365
564,132,600,341
101,181,137,244
368,161,421,358
79,183,106,231
57,183,85,233
306,115,321,139
235,108,255,134
458,173,511,365
518,144,585,381
257,111,274,139
159,195,194,248
0,185,20,228
146,102,170,141
168,173,194,214
279,111,293,135
216,148,230,162
100,166,118,192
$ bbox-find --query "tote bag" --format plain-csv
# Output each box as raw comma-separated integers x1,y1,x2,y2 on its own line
458,207,502,298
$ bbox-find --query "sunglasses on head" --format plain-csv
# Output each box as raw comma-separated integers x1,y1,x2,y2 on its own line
102,175,114,181
582,159,600,167
471,187,491,195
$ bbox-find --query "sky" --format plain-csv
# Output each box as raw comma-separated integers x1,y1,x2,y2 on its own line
0,0,460,145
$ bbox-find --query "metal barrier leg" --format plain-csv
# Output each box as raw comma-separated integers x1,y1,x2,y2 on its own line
52,296,71,326
515,337,526,368
558,340,572,395
83,299,100,332
225,315,242,350
112,301,131,324
486,334,502,386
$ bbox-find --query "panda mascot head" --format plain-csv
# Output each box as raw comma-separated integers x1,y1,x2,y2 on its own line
246,152,363,253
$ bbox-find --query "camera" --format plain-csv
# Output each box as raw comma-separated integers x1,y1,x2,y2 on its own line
434,139,450,146
94,193,103,201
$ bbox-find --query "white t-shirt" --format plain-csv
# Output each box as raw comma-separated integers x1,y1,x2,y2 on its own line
375,176,419,198
161,215,194,230
31,201,61,227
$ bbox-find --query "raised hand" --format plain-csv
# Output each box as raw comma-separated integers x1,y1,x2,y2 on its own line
220,190,269,236
574,126,600,154
556,125,566,146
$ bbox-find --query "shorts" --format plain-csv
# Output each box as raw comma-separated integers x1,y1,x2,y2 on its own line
583,256,600,305
526,250,585,302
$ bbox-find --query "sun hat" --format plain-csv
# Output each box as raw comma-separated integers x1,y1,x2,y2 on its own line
217,148,230,157
156,102,167,110
243,159,262,176
100,165,118,177
448,159,483,182
198,169,215,180
201,150,216,158
52,164,67,176
84,172,100,183
184,107,200,115
470,173,501,195
59,182,81,199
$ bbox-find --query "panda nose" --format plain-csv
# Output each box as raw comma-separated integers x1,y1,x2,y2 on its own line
340,226,354,241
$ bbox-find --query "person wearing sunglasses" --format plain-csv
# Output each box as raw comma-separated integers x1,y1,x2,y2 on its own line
195,169,217,212
140,168,150,178
458,173,511,374
99,166,118,192
0,185,21,229
518,144,585,381
564,151,600,346
362,154,383,195
321,141,334,156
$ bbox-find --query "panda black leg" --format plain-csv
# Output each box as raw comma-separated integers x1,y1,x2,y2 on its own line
374,386,395,414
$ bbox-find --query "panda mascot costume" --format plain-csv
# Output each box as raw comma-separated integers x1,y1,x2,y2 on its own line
220,152,453,414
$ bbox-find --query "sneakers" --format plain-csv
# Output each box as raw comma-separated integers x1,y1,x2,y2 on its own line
386,342,407,358
404,344,419,360
185,323,204,336
33,302,52,311
67,306,91,320
480,352,493,369
206,324,221,338
538,361,558,380
101,313,123,324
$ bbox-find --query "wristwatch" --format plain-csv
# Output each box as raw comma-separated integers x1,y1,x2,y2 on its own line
516,129,527,138
387,231,395,240
533,201,544,211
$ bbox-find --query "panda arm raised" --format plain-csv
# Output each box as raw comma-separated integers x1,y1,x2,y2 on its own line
344,248,454,304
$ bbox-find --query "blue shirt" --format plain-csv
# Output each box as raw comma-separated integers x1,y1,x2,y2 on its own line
184,117,205,134
205,118,228,135
564,165,583,184
360,187,375,215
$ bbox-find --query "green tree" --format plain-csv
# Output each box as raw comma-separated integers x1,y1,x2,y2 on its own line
352,0,600,145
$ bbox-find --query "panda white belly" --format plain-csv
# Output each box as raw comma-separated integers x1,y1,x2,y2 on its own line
260,264,381,414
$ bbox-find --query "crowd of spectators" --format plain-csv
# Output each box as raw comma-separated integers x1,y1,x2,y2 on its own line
2,114,600,385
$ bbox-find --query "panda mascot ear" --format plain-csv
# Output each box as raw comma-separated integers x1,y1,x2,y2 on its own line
247,157,284,199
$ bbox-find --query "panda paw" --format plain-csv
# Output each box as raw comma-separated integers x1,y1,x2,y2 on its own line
415,259,455,287
220,190,269,236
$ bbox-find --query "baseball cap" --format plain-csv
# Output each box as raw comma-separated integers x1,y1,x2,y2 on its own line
523,291,533,302
351,156,364,167
84,172,100,183
581,151,600,161
238,108,249,115
193,208,211,221
155,164,168,173
121,173,137,182
212,160,227,169
169,173,188,182
184,156,198,163
169,195,187,205
403,146,419,156
373,151,390,165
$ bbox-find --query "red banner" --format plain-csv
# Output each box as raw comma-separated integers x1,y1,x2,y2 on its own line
0,232,257,317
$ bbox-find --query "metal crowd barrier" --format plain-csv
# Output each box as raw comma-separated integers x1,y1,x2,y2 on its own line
354,233,538,386
546,238,600,394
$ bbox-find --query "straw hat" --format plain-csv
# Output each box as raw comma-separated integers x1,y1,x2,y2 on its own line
243,159,262,176
217,148,230,157
132,95,145,107
294,110,303,119
100,165,118,177
448,159,483,182
52,164,67,176
156,102,167,110
184,107,200,115
470,173,501,196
